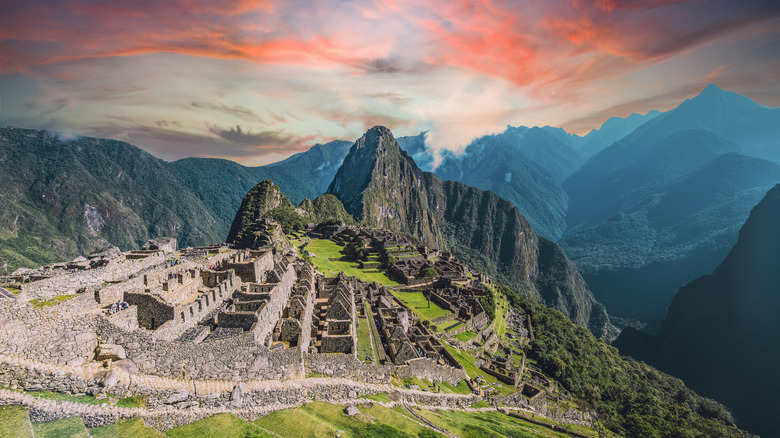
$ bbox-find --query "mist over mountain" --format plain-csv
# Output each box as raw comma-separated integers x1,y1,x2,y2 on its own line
431,111,662,240
614,183,780,437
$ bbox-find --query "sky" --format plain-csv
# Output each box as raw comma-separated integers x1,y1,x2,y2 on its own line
1,0,779,166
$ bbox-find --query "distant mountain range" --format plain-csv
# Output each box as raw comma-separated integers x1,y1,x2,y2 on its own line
614,183,780,437
562,85,780,327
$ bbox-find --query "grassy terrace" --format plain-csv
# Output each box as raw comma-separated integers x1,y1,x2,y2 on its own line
29,293,79,308
389,291,451,322
494,291,509,339
91,418,164,438
255,401,433,438
0,406,31,438
356,316,376,363
300,238,400,287
414,407,588,438
441,345,514,396
454,330,478,342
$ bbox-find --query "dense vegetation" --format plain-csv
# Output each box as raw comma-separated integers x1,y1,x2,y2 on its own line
615,183,780,437
514,295,745,438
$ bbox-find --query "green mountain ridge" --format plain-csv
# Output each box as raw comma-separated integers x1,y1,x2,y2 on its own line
0,128,353,272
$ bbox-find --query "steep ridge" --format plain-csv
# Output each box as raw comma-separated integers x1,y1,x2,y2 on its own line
328,126,614,336
226,180,289,244
227,180,354,248
327,126,443,248
614,184,780,437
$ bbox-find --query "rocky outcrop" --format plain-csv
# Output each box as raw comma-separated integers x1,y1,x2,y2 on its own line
226,180,289,244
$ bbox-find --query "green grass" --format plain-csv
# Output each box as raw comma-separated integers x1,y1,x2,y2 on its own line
493,292,509,339
2,285,22,295
303,239,400,286
402,376,434,392
444,321,464,332
166,413,274,438
115,396,146,408
359,393,391,403
90,418,165,438
363,301,388,363
455,331,478,342
0,406,32,438
33,417,90,438
441,345,514,396
28,294,79,308
415,408,584,438
255,401,433,438
356,317,376,363
440,380,473,395
389,291,452,321
470,400,491,409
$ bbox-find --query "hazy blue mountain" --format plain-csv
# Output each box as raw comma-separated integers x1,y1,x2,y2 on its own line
396,131,434,171
434,132,570,240
562,85,780,327
577,110,661,159
425,112,663,240
615,184,780,437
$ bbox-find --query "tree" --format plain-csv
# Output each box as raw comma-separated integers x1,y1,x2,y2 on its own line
420,267,438,278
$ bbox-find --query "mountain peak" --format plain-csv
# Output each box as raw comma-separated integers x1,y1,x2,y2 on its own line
682,83,760,111
326,126,437,244
701,83,724,94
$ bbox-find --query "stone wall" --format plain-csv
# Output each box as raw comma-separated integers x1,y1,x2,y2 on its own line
248,263,296,341
106,306,139,331
21,253,166,300
0,302,97,366
95,317,304,381
396,358,468,385
304,353,392,384
387,389,480,408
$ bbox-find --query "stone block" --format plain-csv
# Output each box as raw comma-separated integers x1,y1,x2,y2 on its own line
96,343,127,361
164,390,189,404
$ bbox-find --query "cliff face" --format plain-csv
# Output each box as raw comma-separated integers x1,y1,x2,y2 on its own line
614,184,780,436
328,126,613,336
327,126,442,248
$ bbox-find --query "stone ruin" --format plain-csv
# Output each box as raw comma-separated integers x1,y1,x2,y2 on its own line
0,225,566,430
